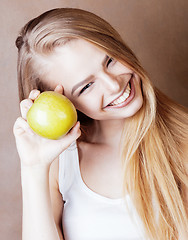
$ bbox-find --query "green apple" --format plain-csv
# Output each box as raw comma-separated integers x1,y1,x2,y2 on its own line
27,91,77,139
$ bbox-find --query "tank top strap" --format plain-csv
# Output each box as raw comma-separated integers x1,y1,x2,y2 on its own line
59,141,78,196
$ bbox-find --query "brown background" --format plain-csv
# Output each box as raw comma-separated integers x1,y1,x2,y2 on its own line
0,0,187,239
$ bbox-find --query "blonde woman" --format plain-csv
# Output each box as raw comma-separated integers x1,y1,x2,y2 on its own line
13,8,188,240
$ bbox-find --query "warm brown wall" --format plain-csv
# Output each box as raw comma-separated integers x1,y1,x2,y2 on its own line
0,0,187,239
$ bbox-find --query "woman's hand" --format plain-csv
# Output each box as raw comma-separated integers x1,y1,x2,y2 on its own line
13,85,81,168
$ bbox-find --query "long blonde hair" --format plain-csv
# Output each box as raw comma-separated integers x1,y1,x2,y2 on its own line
15,8,188,239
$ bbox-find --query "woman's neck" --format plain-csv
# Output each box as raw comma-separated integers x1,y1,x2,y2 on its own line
87,119,126,148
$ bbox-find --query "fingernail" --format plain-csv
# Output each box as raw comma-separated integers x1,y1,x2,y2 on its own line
34,91,40,98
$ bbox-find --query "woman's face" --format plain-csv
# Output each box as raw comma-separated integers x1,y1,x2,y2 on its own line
44,39,143,121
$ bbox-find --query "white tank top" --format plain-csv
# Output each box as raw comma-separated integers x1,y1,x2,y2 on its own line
59,142,146,240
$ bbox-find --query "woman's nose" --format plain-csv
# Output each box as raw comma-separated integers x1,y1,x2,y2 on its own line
98,71,121,93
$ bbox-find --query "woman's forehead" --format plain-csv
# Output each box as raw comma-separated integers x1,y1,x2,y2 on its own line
44,39,106,90
52,38,105,62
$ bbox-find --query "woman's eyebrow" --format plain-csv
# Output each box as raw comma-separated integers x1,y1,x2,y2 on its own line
71,55,109,95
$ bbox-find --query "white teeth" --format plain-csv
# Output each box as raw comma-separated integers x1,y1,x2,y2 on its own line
109,83,131,106
125,84,131,93
123,92,129,98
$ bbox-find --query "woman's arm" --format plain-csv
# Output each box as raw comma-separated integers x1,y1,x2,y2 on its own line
21,164,61,240
13,88,80,240
21,157,64,240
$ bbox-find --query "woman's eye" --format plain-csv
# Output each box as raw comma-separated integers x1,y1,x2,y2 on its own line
106,57,114,68
79,82,93,95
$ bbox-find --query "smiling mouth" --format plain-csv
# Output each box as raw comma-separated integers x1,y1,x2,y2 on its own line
106,75,134,108
108,82,131,106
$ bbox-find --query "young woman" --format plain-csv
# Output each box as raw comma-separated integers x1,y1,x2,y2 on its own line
13,8,188,240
